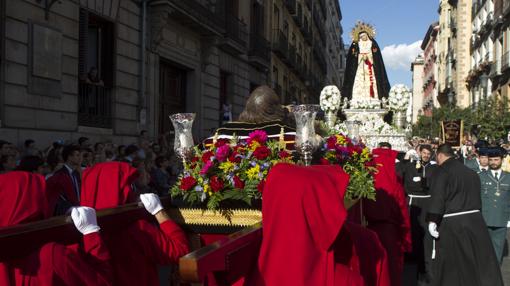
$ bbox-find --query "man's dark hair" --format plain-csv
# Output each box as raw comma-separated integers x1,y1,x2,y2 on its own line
238,85,285,124
17,156,44,173
378,142,392,149
436,143,455,157
94,142,104,151
78,137,89,146
155,156,168,168
62,144,81,162
419,144,433,153
124,145,139,157
0,140,10,149
24,139,35,148
118,145,126,154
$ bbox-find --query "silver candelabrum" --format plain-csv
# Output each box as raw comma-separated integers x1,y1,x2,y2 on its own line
169,113,196,165
292,104,320,166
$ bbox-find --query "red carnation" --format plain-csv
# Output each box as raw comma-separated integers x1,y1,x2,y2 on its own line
326,136,337,149
180,176,197,191
210,176,224,192
202,151,214,163
257,180,265,193
229,151,242,163
278,150,291,159
253,146,271,160
320,158,331,165
233,176,245,189
214,139,229,148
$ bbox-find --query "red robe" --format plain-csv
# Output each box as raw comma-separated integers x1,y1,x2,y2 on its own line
80,162,189,286
344,222,391,286
364,148,411,286
46,167,79,205
246,164,364,286
0,171,112,286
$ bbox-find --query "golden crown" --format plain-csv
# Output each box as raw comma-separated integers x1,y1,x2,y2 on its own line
350,21,376,42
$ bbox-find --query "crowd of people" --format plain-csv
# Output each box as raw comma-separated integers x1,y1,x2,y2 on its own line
0,131,183,199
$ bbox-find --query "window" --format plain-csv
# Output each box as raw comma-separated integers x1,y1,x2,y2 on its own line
78,9,114,128
273,66,279,85
273,5,280,30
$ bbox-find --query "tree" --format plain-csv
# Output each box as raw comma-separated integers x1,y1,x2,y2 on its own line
412,96,510,142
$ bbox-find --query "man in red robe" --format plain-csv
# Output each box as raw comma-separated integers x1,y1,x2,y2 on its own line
363,147,412,286
247,164,365,286
80,161,189,286
0,171,112,285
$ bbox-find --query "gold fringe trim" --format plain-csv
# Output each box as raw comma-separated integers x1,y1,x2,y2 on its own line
168,208,262,227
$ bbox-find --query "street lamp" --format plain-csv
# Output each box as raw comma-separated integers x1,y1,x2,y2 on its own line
480,74,488,99
447,90,455,107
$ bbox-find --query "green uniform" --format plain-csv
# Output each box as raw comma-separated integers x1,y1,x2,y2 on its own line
479,170,510,263
464,157,479,172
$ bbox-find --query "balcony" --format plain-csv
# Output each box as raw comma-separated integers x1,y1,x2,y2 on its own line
292,4,303,28
304,0,312,10
314,49,327,73
248,33,270,70
502,51,510,71
288,45,297,69
272,30,288,59
285,0,296,15
219,13,248,54
303,26,312,44
78,83,112,128
273,83,282,98
160,0,225,36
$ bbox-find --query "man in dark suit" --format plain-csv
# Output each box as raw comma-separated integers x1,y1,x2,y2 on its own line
46,144,83,215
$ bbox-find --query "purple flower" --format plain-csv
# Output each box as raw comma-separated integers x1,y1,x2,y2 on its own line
215,145,230,162
247,130,268,145
200,161,213,175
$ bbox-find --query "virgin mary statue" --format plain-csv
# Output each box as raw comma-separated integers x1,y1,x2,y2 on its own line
342,21,390,101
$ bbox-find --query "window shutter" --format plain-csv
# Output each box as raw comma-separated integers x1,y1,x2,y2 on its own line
78,9,89,78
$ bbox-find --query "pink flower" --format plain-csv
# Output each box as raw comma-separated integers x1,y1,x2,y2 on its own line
200,161,213,175
215,145,230,162
247,130,268,145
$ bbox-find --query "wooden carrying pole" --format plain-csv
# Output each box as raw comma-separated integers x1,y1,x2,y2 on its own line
0,197,177,261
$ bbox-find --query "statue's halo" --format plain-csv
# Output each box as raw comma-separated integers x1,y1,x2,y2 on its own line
350,21,376,42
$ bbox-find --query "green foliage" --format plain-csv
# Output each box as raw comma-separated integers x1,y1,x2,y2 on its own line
413,96,510,141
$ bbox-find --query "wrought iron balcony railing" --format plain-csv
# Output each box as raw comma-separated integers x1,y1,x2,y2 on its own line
78,82,112,128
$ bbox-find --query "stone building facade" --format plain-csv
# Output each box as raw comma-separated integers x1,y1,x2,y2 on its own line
488,0,510,100
0,0,343,147
437,0,472,108
421,22,440,116
1,0,144,146
411,55,424,124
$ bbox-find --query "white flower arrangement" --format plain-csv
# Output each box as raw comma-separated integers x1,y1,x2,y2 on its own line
388,84,410,111
349,98,381,110
332,112,407,151
320,85,341,112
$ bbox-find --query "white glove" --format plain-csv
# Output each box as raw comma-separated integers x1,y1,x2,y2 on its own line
428,222,439,238
71,207,101,235
140,193,164,215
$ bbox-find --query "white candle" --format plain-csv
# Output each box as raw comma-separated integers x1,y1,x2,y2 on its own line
301,126,310,144
179,133,192,148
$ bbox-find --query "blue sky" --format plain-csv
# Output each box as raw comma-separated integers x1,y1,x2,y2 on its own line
340,0,439,87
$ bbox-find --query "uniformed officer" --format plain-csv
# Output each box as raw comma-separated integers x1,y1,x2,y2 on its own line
396,144,438,284
465,140,489,172
479,147,510,264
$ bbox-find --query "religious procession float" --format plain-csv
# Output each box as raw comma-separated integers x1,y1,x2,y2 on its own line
169,22,411,234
